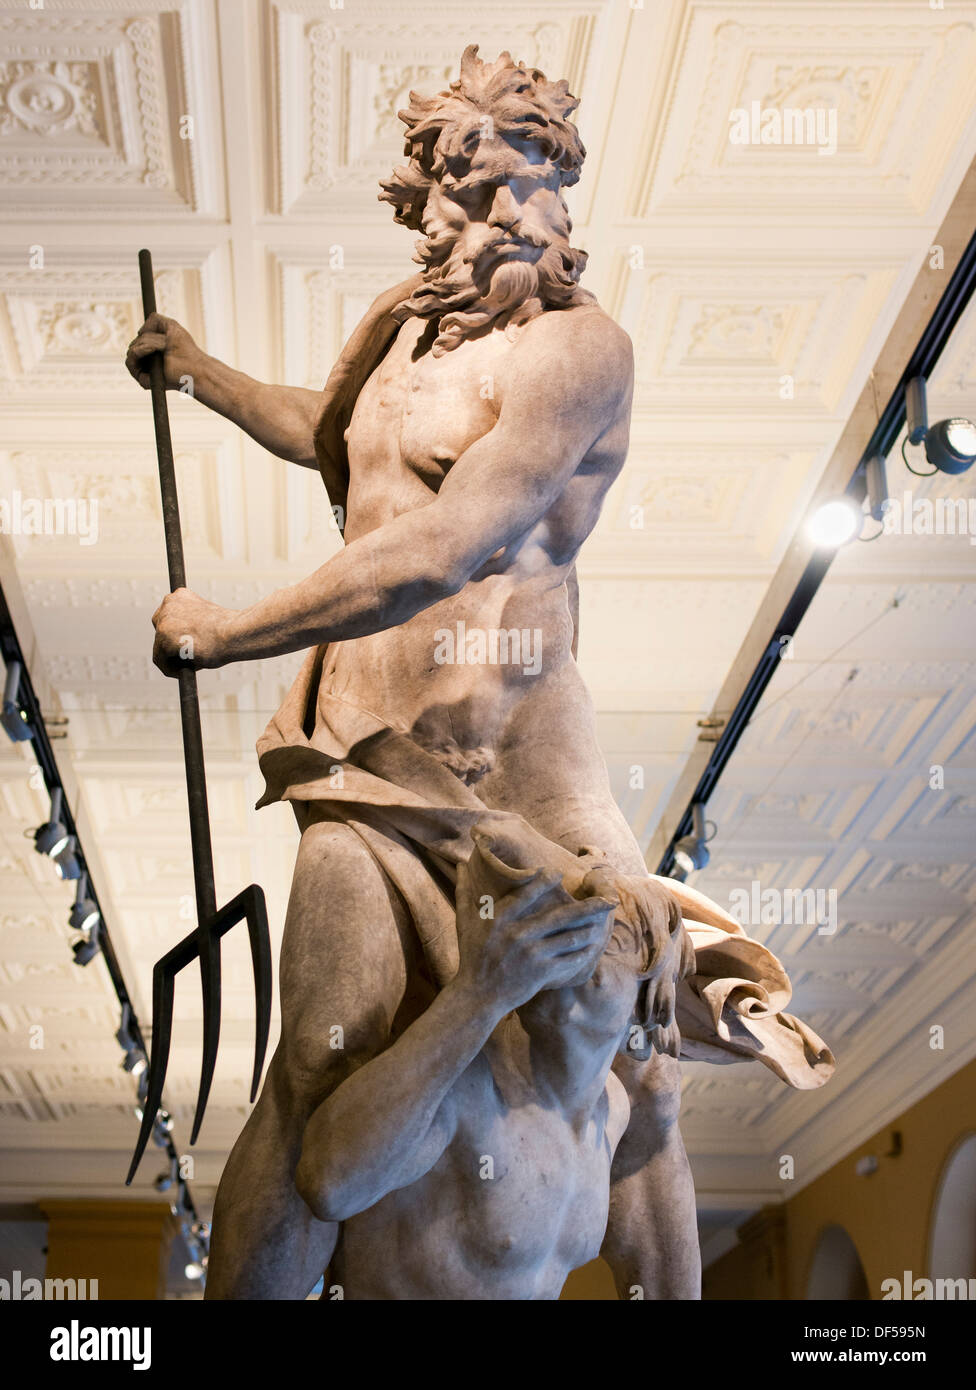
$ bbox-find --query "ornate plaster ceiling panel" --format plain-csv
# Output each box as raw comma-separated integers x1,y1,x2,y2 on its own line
0,0,224,216
268,0,611,217
633,0,976,221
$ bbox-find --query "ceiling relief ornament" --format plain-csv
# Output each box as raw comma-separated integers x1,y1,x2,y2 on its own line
0,60,100,139
687,303,788,362
637,10,976,217
0,7,217,209
35,301,132,357
760,63,879,151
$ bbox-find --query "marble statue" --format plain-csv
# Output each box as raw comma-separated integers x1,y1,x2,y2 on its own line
126,45,832,1300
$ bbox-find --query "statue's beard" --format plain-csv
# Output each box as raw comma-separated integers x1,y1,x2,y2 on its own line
392,224,592,356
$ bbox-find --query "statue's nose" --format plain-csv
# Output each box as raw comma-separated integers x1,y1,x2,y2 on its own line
488,185,520,230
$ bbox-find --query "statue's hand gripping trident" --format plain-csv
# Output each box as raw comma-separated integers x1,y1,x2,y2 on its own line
125,249,272,1184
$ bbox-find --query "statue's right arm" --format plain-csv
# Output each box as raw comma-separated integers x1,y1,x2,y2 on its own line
125,312,321,468
294,863,616,1223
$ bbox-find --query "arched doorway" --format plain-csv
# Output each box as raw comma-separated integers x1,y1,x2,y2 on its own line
806,1224,870,1300
928,1134,976,1281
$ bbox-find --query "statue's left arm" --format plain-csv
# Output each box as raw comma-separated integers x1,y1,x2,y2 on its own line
149,311,632,673
600,1050,702,1300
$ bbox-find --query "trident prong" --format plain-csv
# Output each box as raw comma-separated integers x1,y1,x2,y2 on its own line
126,885,271,1183
126,250,273,1183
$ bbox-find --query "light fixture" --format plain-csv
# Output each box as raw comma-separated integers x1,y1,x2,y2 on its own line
183,1222,209,1281
34,788,70,859
154,1159,177,1193
153,1110,175,1148
808,451,890,548
925,417,976,474
807,495,864,548
904,374,976,476
53,835,81,882
1,661,32,744
69,874,99,933
72,922,101,967
671,803,713,882
116,1003,148,1077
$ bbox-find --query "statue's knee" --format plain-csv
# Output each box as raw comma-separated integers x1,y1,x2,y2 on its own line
650,1081,682,1132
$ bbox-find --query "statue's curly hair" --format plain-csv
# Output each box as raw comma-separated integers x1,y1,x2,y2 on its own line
379,44,587,231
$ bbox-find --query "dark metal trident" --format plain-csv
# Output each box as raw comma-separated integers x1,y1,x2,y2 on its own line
126,249,272,1183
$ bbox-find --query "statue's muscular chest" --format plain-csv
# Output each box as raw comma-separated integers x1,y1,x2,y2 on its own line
345,320,513,520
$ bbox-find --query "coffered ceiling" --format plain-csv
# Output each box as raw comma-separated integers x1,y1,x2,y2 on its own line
1,0,975,1270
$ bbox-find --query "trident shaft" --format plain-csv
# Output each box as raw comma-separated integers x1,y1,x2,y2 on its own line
126,249,272,1183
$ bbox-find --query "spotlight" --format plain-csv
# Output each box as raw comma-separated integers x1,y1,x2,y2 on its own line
72,922,101,967
69,874,99,934
154,1161,177,1193
34,788,70,859
183,1227,209,1281
1,662,32,743
863,453,889,523
153,1110,175,1149
53,836,81,881
808,496,864,548
670,803,712,882
904,375,976,476
115,1003,146,1076
925,417,976,475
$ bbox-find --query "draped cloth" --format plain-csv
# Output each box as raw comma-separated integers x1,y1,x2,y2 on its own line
256,278,834,1093
257,649,834,1091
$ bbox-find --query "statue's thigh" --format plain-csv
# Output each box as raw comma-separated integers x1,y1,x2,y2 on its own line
278,818,414,1088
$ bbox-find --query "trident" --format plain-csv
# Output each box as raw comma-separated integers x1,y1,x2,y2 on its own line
126,250,272,1183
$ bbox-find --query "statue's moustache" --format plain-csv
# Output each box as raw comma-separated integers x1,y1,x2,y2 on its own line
461,230,548,268
419,223,551,270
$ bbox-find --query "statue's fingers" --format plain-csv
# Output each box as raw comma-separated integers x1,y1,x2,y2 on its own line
494,868,565,922
128,333,168,359
530,895,616,943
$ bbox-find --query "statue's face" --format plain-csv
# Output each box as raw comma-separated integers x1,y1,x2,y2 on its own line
423,132,567,270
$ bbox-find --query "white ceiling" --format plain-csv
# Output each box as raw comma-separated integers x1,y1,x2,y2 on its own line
1,0,975,1244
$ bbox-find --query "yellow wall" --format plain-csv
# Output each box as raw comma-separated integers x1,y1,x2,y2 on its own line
704,1056,976,1299
42,1200,178,1301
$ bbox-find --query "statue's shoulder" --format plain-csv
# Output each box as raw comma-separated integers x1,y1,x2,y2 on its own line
523,301,633,369
515,303,633,404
